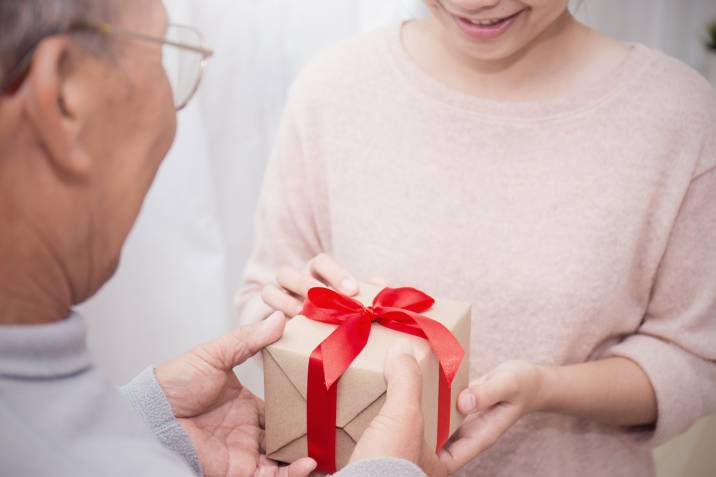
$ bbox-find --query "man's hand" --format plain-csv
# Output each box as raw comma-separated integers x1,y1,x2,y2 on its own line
350,341,448,477
155,312,317,477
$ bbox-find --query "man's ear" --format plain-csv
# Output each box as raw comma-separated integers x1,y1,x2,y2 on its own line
22,36,92,178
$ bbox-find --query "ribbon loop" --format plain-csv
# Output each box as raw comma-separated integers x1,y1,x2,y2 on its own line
373,286,435,312
302,286,464,473
302,287,364,324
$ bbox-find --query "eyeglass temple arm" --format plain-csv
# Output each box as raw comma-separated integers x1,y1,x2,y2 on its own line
93,22,214,58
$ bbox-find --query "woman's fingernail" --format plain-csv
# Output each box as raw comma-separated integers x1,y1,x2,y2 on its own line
341,278,357,294
257,312,284,334
459,392,476,413
264,311,282,325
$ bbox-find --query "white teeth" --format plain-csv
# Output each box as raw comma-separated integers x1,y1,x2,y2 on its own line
469,18,502,26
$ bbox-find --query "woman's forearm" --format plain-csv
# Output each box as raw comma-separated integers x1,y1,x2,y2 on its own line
537,357,657,427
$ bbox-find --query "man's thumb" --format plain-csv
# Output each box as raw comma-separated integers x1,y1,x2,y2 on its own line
199,311,286,371
383,339,423,416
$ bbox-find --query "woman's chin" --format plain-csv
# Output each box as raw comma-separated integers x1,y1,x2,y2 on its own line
452,36,527,64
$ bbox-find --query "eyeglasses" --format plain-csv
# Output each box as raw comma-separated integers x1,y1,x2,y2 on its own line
95,22,214,110
1,21,214,111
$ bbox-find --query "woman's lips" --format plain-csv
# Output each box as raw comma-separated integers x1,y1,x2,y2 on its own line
452,9,525,40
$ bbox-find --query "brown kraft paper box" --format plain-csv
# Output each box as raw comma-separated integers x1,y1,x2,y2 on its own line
262,283,471,471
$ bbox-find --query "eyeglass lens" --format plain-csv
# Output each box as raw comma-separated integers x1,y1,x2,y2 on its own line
162,25,204,109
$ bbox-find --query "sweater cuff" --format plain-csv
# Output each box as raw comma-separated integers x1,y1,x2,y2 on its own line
605,334,711,448
121,367,202,476
334,458,426,477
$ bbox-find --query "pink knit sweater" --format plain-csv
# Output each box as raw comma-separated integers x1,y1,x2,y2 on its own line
235,25,716,477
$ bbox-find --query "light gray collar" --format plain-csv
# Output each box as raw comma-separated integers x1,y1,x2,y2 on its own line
0,313,92,379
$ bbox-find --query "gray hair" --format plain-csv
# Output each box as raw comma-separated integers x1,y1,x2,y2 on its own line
0,0,115,86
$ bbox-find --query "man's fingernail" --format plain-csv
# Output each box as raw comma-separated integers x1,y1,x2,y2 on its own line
341,278,357,294
388,339,414,360
459,392,476,413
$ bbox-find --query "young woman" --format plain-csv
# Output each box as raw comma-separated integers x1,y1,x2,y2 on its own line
235,1,716,475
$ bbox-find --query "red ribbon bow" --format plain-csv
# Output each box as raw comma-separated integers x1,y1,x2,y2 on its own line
302,286,464,473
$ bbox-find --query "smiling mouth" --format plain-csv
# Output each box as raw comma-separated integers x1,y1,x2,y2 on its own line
450,8,526,39
460,9,524,26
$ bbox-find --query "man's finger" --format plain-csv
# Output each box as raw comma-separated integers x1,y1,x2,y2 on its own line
276,266,324,297
200,312,287,371
262,284,304,317
255,394,266,429
439,404,520,473
282,458,317,477
350,339,424,466
308,254,357,295
382,339,423,418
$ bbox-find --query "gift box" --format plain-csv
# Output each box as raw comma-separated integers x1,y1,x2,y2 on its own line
262,283,471,472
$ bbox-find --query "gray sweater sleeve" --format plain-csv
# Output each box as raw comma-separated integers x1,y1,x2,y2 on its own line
121,367,202,476
121,368,426,477
336,458,427,477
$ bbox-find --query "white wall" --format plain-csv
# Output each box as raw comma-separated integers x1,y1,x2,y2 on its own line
80,2,716,475
575,0,716,72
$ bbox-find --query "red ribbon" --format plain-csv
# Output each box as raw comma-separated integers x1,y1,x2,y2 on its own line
302,286,465,473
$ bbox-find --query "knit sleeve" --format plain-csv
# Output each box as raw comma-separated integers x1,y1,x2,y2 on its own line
605,150,716,448
333,458,427,477
234,89,329,325
121,367,202,475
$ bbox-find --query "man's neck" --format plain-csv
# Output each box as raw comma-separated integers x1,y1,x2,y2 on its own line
0,222,73,326
0,292,70,325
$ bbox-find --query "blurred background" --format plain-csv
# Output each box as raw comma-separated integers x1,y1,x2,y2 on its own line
77,1,716,476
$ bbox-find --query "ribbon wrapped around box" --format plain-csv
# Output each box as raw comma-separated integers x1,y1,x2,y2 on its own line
262,283,471,473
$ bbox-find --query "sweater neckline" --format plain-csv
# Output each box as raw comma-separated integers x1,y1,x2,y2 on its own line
384,22,655,122
0,313,91,379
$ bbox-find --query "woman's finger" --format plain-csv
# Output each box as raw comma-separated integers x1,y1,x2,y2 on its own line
276,266,324,298
458,370,519,415
439,403,520,474
368,276,388,287
307,254,358,295
261,284,304,317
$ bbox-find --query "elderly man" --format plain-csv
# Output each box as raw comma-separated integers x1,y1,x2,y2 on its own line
0,1,439,476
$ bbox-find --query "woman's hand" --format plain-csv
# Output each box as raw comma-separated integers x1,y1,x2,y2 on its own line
155,312,317,477
261,254,360,317
439,356,658,474
439,361,545,474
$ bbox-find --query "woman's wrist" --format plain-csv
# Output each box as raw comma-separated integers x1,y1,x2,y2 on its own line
526,358,657,426
532,364,559,414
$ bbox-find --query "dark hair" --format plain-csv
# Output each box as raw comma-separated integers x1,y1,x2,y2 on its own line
0,0,115,87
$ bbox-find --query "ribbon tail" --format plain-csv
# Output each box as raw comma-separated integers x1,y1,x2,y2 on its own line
436,368,451,452
307,345,337,473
